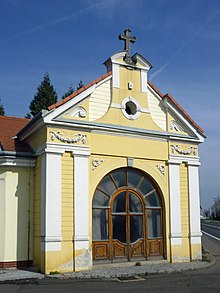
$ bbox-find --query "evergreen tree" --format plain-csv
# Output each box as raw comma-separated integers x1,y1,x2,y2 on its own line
0,99,5,116
29,73,58,116
77,80,84,90
61,85,74,99
25,113,31,119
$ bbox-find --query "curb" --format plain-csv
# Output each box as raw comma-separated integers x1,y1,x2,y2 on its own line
0,254,215,282
47,255,216,280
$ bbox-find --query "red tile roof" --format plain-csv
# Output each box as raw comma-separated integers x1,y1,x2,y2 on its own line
0,116,32,152
48,71,112,111
148,80,205,134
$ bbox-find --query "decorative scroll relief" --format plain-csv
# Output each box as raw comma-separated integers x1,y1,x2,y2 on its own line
170,120,184,132
156,164,165,176
50,131,87,144
68,107,87,118
92,159,104,170
171,144,197,156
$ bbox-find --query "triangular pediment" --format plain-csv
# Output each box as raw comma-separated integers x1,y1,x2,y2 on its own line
147,85,193,136
162,93,205,142
38,51,204,144
43,72,112,123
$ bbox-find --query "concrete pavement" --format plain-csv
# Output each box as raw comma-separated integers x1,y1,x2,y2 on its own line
0,255,215,282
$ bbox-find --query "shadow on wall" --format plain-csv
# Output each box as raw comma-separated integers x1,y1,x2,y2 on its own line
15,168,34,269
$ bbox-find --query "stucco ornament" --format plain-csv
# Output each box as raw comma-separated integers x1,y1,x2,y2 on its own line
156,164,165,176
69,107,87,118
170,120,184,132
171,144,197,156
92,158,104,170
50,131,87,144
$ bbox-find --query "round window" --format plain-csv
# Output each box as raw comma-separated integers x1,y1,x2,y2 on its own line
125,101,137,115
121,97,141,120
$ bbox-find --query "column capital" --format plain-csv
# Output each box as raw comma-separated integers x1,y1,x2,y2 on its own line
168,155,200,166
186,160,201,166
36,142,90,156
168,155,182,165
71,146,90,157
167,160,181,165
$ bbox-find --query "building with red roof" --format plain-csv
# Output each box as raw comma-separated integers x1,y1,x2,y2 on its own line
0,30,205,273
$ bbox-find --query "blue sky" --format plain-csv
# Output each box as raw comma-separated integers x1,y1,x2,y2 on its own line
1,0,220,210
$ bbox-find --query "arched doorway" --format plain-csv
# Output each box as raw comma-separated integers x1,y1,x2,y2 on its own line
92,167,164,262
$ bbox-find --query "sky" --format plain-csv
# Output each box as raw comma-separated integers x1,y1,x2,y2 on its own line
0,0,220,210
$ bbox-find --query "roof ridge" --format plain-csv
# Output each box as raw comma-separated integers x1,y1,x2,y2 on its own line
147,80,163,98
48,70,112,111
0,115,30,121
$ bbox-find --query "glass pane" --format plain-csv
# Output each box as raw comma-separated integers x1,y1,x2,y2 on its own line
111,169,126,188
97,175,116,196
128,169,142,189
112,192,126,212
145,192,161,207
129,192,143,213
112,216,126,243
93,189,110,207
139,177,154,196
92,209,108,240
130,216,143,243
147,209,161,238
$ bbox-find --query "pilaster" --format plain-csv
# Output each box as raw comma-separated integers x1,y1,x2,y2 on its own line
168,159,182,249
187,160,202,260
72,146,92,271
40,147,63,255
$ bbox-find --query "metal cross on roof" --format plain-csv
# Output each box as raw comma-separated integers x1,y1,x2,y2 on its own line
118,29,136,64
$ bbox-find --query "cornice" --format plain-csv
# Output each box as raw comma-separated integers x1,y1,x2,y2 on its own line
0,156,36,167
50,117,200,143
36,142,90,157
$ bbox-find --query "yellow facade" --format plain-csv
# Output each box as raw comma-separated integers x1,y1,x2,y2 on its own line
180,163,190,261
61,152,74,272
0,49,205,273
0,166,34,266
33,156,42,269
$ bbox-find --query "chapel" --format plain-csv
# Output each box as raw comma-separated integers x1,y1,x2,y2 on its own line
0,29,205,273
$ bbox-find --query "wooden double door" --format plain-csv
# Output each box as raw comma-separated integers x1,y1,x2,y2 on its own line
110,190,145,260
92,168,164,262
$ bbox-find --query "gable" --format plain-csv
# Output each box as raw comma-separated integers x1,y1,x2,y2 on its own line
23,50,204,144
60,78,111,122
89,79,111,121
147,85,166,131
147,83,195,137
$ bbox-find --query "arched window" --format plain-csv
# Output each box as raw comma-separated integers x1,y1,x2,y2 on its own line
92,168,164,261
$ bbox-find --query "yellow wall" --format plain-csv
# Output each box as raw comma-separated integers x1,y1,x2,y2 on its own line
33,156,42,268
0,167,34,262
0,172,6,260
180,164,189,237
61,152,74,272
90,132,168,160
98,68,165,131
179,164,190,261
27,126,47,150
